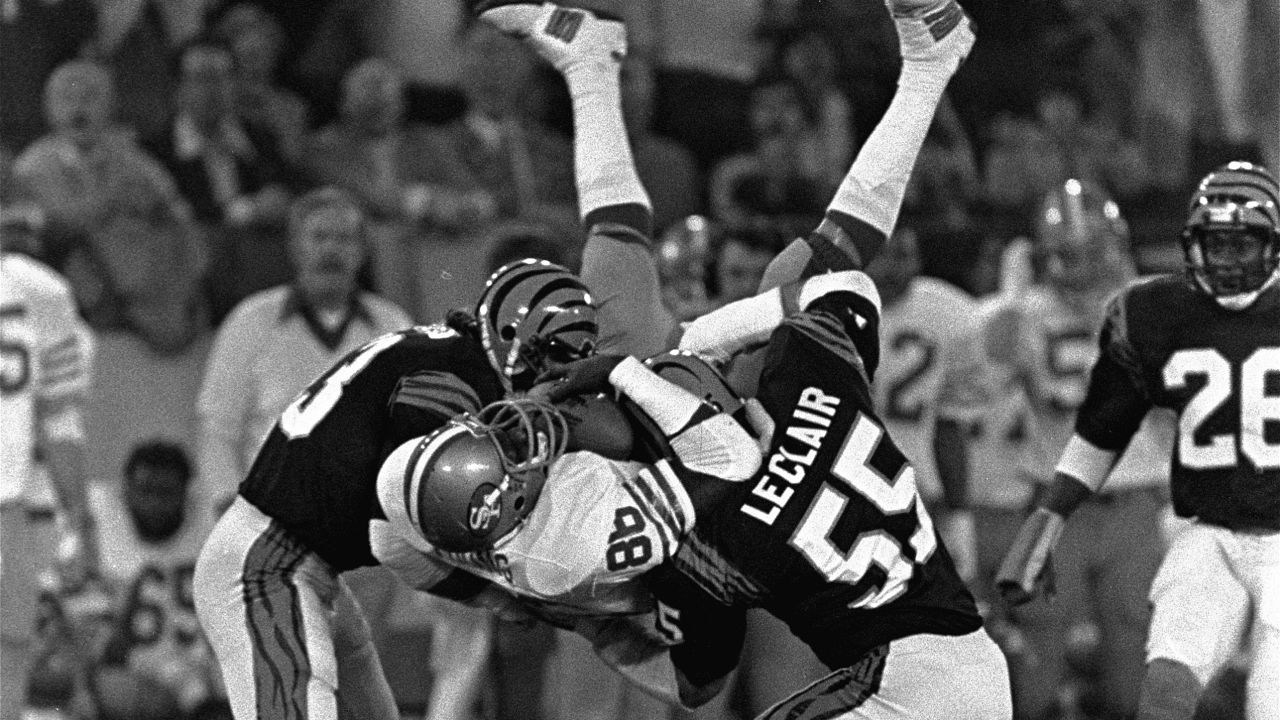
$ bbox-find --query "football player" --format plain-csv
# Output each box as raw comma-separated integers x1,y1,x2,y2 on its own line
997,161,1280,720
92,441,223,715
385,0,1010,718
984,179,1175,720
1,248,98,720
192,259,601,720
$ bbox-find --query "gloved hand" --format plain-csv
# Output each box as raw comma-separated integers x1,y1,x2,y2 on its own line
534,354,628,402
995,507,1063,606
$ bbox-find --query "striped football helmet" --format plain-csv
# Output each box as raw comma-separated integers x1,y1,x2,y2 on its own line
1181,161,1280,310
388,397,568,553
476,259,599,392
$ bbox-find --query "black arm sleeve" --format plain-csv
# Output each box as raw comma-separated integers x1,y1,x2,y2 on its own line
1074,296,1153,451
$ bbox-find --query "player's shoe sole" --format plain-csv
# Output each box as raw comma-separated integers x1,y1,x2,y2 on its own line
477,2,626,72
891,0,974,66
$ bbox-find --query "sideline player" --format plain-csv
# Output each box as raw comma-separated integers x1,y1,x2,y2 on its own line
1,249,99,720
985,179,1174,719
997,161,1280,720
193,259,600,720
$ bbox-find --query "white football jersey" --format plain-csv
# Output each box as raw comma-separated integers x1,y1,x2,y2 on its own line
378,449,694,616
872,277,983,503
90,483,217,700
1,254,89,504
978,282,1172,490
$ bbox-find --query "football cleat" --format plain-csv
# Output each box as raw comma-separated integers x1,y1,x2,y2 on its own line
478,2,627,73
888,0,975,67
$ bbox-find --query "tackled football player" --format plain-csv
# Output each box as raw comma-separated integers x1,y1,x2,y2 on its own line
377,0,1012,718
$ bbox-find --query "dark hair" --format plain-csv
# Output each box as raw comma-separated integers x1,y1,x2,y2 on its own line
444,308,481,340
485,231,567,274
124,440,192,485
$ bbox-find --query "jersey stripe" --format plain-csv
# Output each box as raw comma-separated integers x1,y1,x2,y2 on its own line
641,461,693,534
629,465,690,550
671,531,766,605
393,371,483,421
759,647,886,719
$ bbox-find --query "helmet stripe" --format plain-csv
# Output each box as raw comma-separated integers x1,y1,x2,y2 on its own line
484,265,564,330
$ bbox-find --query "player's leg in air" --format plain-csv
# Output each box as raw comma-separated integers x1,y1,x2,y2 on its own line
473,4,682,719
479,1,679,361
680,0,975,388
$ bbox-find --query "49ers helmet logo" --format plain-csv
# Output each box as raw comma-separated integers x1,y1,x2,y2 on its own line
468,484,503,536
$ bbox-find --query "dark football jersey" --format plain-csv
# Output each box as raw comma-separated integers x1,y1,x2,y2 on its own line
653,291,981,674
239,325,504,571
1074,276,1280,531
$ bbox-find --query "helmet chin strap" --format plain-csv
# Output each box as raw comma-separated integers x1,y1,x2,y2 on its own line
1201,267,1280,311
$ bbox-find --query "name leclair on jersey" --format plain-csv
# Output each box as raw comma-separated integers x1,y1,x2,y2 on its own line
741,386,841,525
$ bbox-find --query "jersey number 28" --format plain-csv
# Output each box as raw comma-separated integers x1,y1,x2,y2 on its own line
1164,347,1280,470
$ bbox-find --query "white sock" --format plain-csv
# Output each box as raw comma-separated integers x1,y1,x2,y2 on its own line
564,64,650,221
826,62,952,237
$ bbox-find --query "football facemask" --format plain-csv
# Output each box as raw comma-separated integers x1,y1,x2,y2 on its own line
1181,161,1280,310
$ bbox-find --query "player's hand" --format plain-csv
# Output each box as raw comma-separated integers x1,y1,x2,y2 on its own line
995,507,1064,606
56,522,101,591
534,354,628,402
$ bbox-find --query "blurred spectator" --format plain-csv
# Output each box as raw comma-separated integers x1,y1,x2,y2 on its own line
979,88,1152,233
1131,0,1219,190
304,58,494,233
648,0,765,173
211,4,310,163
12,59,189,244
143,39,298,231
621,53,701,231
87,0,215,142
0,0,97,153
195,187,411,511
89,439,227,717
708,77,830,234
1038,0,1143,137
428,21,576,221
903,94,982,234
59,211,210,354
708,220,780,306
1192,0,1279,172
766,25,856,186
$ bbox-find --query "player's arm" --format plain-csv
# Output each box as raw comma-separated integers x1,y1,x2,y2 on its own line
479,2,680,357
545,355,762,482
997,294,1152,604
384,369,484,450
36,312,98,583
645,566,747,709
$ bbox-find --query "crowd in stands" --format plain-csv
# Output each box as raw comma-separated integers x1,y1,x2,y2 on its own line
1,0,1276,719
